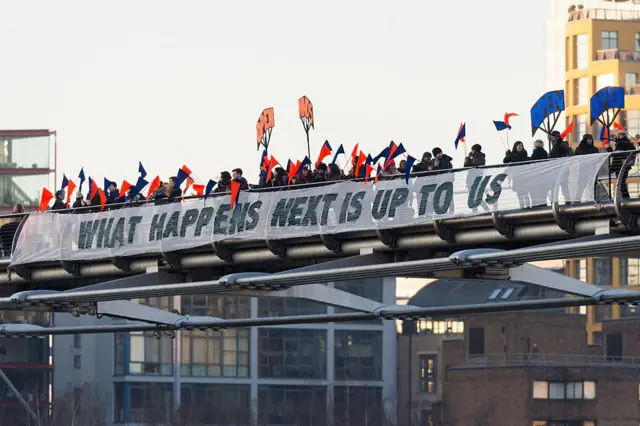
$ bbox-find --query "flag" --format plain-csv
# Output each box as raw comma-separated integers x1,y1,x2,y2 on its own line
138,161,147,179
561,120,574,140
363,163,374,183
117,180,132,199
204,179,216,201
288,160,301,185
192,184,205,196
600,125,611,146
299,156,312,171
103,178,115,196
65,180,76,207
78,168,86,192
350,144,359,163
60,175,69,193
372,147,390,164
454,123,466,150
613,122,626,133
331,144,345,165
315,140,332,167
266,156,280,183
97,188,107,211
146,176,161,201
374,164,382,184
38,188,54,213
174,167,190,190
404,156,417,184
504,112,518,127
230,179,241,209
89,178,99,200
384,142,406,169
260,150,269,171
493,120,511,131
131,176,149,198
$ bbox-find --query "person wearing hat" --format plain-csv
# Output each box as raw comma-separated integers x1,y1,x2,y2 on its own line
609,130,636,199
412,152,433,173
72,192,85,209
51,190,66,211
575,134,599,156
530,139,549,161
431,147,453,171
549,130,573,158
463,144,486,168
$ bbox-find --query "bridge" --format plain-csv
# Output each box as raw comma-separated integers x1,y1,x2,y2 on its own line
0,151,640,338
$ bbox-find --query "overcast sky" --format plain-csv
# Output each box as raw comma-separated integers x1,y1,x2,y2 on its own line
0,0,547,186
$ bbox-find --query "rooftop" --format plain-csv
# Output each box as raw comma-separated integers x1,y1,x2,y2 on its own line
568,7,640,22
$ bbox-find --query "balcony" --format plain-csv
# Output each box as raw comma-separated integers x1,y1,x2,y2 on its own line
595,49,640,62
466,353,640,367
569,8,640,22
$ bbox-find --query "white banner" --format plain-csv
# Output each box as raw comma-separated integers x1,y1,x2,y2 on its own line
11,154,611,266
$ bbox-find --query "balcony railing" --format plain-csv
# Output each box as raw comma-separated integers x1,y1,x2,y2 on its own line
466,352,640,367
595,49,640,62
569,8,640,22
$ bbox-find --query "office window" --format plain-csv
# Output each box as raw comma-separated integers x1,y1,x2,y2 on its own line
575,78,588,105
602,31,618,50
625,110,640,138
259,385,327,426
532,421,547,426
575,114,588,142
335,330,382,381
73,354,81,369
181,328,249,377
596,73,615,91
258,296,326,317
533,381,549,399
334,387,383,426
566,381,583,399
419,354,437,393
468,327,485,356
627,73,638,94
595,258,612,286
575,34,589,69
258,329,326,379
595,304,612,322
130,331,173,376
181,295,250,319
584,381,596,399
549,382,565,399
116,382,172,424
415,319,463,335
73,334,81,349
180,384,250,425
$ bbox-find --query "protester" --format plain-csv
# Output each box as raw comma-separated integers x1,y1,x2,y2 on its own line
549,130,573,158
397,159,407,174
575,134,599,156
313,163,328,182
608,131,636,199
431,148,452,170
503,141,529,163
530,140,549,160
232,168,250,190
107,182,120,204
51,191,66,211
463,144,486,167
327,164,343,181
72,193,85,208
214,172,232,193
412,152,433,173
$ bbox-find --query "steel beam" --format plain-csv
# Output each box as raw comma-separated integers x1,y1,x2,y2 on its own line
508,264,601,297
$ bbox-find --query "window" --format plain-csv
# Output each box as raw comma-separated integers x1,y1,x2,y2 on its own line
595,304,612,322
606,332,623,360
181,295,250,319
636,33,640,53
180,384,250,425
334,387,382,426
419,354,437,393
627,73,638,94
575,78,588,105
533,381,549,399
602,31,618,50
595,258,612,286
575,34,589,69
488,289,501,300
415,320,464,335
549,382,565,399
500,288,515,299
596,73,615,91
624,111,640,139
114,383,173,424
334,279,383,324
259,385,327,426
130,331,173,376
575,114,588,142
584,381,596,399
468,327,485,356
73,334,81,349
335,330,382,381
258,329,326,379
566,381,583,399
73,354,81,369
181,328,249,377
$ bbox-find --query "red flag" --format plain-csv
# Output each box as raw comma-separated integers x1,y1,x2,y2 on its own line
613,122,625,131
192,184,205,196
374,164,382,184
65,180,77,207
355,151,367,173
561,120,574,140
315,142,332,168
363,163,374,184
384,142,398,169
38,188,54,213
146,176,161,202
182,165,193,176
89,179,99,200
266,156,280,183
504,112,519,127
97,188,107,211
288,160,301,185
182,177,195,202
230,179,241,210
117,180,132,199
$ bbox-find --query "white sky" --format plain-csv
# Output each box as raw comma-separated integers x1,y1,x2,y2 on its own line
0,0,547,187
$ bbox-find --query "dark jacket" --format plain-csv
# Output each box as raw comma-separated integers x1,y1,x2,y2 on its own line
432,154,453,171
107,189,120,204
609,137,636,172
550,141,573,158
51,199,66,211
464,152,486,167
236,177,249,191
412,160,431,173
574,141,599,156
503,150,529,163
530,147,548,161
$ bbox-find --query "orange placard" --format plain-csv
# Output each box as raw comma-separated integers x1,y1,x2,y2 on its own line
256,107,275,146
298,96,314,127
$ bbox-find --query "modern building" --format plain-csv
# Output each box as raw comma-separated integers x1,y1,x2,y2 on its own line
53,277,397,425
398,279,640,426
0,130,56,213
562,0,640,146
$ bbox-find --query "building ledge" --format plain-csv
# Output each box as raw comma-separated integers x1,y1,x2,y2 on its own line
450,353,640,369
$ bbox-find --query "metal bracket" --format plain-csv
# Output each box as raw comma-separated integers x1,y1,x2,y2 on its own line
433,220,454,243
376,229,397,248
320,234,341,253
613,153,638,229
162,252,181,269
111,257,130,272
491,212,514,239
551,202,575,233
212,242,233,262
9,265,31,280
265,239,287,258
61,260,81,276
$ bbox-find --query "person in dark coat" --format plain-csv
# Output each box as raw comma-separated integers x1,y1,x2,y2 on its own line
51,191,66,211
575,134,599,155
530,140,549,161
431,147,453,170
464,144,486,168
503,141,530,208
327,164,344,181
608,131,636,198
232,168,250,190
214,172,232,193
465,144,488,213
412,152,433,173
549,130,573,158
107,182,120,204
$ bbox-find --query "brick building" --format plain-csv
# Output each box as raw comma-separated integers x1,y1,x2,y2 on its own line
398,278,640,426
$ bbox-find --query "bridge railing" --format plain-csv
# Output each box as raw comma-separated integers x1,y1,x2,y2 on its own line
1,150,638,265
467,352,640,368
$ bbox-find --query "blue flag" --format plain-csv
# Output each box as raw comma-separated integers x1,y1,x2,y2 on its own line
330,144,345,165
454,123,466,150
204,179,217,201
138,161,147,179
78,168,86,192
405,155,417,184
494,120,511,132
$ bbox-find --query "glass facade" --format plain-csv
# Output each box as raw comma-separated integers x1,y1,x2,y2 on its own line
258,385,327,426
334,386,383,426
180,384,250,425
575,34,588,69
181,328,250,377
335,279,383,324
258,296,326,317
624,110,640,138
114,382,172,424
335,330,383,381
258,328,326,378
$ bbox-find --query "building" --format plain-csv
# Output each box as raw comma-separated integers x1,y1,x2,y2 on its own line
398,278,640,426
0,130,56,213
562,0,640,146
53,276,397,425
